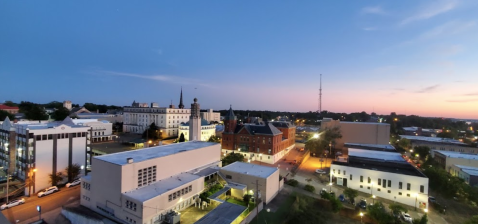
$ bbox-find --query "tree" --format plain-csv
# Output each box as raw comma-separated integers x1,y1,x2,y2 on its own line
222,153,245,166
412,214,428,224
243,194,252,205
367,202,393,224
49,172,64,186
178,133,186,142
52,107,71,121
207,135,220,143
19,101,48,120
414,146,430,160
304,184,315,192
306,126,342,156
398,138,411,150
463,215,478,224
142,123,162,141
285,195,328,224
343,188,358,203
3,101,17,107
65,164,81,182
0,110,14,121
328,196,343,213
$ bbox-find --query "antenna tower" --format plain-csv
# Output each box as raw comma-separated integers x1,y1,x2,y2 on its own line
319,74,322,114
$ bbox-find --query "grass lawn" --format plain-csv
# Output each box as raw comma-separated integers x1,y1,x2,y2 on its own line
226,198,247,207
253,193,296,224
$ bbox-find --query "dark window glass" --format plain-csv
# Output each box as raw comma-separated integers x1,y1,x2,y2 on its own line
48,134,53,140
36,135,41,141
407,183,411,190
420,185,424,193
42,135,47,140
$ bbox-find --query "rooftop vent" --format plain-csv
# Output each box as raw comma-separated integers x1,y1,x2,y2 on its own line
127,158,133,164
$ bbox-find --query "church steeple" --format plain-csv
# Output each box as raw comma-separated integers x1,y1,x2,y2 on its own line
178,87,184,109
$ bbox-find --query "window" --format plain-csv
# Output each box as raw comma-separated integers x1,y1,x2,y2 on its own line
138,166,157,187
407,183,411,191
367,186,370,190
333,169,335,174
48,134,53,140
360,176,363,182
399,182,402,189
407,194,410,197
42,135,47,140
82,182,90,190
350,174,353,180
378,178,381,185
399,192,402,195
226,175,232,179
36,135,41,141
360,185,363,188
388,190,391,193
377,188,381,191
368,177,371,184
126,200,137,211
420,185,424,193
344,170,346,175
382,179,386,188
388,180,391,188
338,170,341,175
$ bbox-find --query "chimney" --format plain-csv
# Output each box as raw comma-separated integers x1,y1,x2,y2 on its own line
127,158,133,164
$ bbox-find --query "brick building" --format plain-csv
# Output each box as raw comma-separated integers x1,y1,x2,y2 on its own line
0,104,19,114
221,106,295,164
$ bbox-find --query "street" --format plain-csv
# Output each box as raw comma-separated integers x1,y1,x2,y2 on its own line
2,186,80,224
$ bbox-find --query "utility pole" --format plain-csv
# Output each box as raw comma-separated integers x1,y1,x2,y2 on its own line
319,74,322,114
251,179,262,224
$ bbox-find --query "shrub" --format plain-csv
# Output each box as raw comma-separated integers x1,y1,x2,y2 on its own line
286,179,299,187
304,184,315,193
243,194,252,204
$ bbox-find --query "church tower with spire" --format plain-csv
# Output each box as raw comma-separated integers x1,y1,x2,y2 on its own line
178,87,185,109
189,98,201,141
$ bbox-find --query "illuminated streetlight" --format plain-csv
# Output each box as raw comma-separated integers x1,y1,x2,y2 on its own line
360,212,363,223
372,195,376,204
424,208,428,213
329,182,333,192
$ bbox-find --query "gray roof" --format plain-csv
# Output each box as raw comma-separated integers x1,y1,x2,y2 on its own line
221,162,278,178
400,135,467,146
94,141,219,165
270,121,295,128
236,123,282,136
435,150,478,160
344,143,396,151
224,106,236,120
194,202,246,224
454,165,478,176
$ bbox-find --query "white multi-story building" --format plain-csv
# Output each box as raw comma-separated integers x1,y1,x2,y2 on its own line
81,141,222,224
72,119,114,142
178,120,216,142
331,148,429,210
0,117,89,196
200,109,220,123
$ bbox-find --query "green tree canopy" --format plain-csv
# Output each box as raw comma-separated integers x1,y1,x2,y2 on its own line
464,215,478,224
142,123,162,141
0,110,14,121
3,101,17,107
65,163,81,182
343,188,358,202
367,202,393,224
414,146,430,160
222,153,245,166
285,195,328,224
305,126,342,156
49,172,64,186
398,138,411,150
19,101,48,120
207,135,220,143
52,107,71,121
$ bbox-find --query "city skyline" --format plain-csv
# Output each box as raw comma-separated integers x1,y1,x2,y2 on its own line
1,1,478,119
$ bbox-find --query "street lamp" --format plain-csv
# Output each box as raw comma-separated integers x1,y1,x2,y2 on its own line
424,208,428,213
329,182,333,192
370,181,374,195
372,195,376,204
360,212,363,223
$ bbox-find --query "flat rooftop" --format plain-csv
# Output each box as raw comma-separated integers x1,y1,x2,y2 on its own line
334,148,426,177
123,172,202,202
454,165,478,176
348,148,405,162
94,141,218,165
340,121,389,125
345,143,396,151
194,202,246,224
435,150,478,160
221,162,278,178
400,135,467,145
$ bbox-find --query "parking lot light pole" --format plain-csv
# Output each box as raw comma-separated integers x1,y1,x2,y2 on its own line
360,212,363,223
372,195,376,204
329,182,333,192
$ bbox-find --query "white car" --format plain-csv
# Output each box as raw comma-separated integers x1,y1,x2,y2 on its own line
401,212,412,223
66,179,81,188
37,186,59,197
0,198,25,210
315,169,326,174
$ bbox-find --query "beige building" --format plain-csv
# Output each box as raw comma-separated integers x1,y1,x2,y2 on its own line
220,162,281,204
200,109,220,123
400,135,478,156
321,118,390,149
433,150,478,172
81,141,222,224
450,165,478,187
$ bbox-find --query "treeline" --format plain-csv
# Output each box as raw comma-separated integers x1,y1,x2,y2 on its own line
1,100,123,121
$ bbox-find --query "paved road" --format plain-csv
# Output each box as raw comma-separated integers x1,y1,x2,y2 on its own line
2,186,80,224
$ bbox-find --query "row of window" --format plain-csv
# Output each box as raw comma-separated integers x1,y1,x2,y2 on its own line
35,132,87,141
168,185,193,202
83,182,90,190
358,185,424,196
354,174,425,193
126,216,137,224
82,195,90,201
138,166,157,187
125,200,137,211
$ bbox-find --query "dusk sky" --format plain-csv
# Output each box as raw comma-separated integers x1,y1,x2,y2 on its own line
1,1,478,119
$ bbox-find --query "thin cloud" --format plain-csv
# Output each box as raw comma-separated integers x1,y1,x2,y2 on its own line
418,20,475,39
400,0,458,25
89,70,211,87
361,6,386,15
363,27,377,31
416,84,440,93
447,98,478,103
462,92,478,96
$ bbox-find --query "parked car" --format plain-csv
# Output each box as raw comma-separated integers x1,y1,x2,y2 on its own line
0,198,25,210
401,212,412,223
338,194,345,202
37,186,59,197
315,169,326,174
357,199,367,209
66,179,81,188
428,196,436,203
